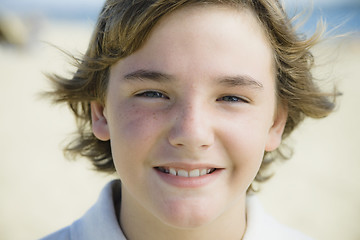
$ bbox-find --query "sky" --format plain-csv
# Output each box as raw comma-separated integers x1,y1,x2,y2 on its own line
1,0,359,33
284,0,359,6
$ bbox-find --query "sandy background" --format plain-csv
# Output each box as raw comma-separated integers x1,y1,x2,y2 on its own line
0,19,359,240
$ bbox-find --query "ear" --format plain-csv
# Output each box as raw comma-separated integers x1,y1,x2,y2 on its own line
265,104,288,152
91,101,110,141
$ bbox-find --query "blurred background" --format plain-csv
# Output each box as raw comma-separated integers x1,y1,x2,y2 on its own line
0,0,359,239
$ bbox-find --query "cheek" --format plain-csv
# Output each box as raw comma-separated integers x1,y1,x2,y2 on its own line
228,129,266,164
220,116,271,176
106,104,165,168
108,103,159,140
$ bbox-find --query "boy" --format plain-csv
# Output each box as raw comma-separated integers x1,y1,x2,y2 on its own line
42,0,336,239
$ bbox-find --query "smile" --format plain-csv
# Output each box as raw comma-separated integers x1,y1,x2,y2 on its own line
155,167,216,178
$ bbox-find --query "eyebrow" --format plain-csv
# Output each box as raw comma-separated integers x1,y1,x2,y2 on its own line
123,69,263,89
218,75,264,90
123,70,173,82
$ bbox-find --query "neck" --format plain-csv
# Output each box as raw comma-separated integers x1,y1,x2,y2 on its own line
119,187,247,240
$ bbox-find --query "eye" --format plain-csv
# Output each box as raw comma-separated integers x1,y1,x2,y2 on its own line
217,95,250,103
135,90,169,99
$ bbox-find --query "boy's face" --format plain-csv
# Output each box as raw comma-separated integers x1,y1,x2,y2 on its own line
92,6,287,229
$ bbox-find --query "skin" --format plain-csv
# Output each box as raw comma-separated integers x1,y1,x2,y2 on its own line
91,5,287,240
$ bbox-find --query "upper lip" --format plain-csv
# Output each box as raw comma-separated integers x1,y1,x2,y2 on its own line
153,162,224,171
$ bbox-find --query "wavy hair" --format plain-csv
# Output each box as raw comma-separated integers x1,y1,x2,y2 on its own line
47,0,337,190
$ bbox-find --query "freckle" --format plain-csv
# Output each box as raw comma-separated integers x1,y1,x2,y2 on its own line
152,112,158,120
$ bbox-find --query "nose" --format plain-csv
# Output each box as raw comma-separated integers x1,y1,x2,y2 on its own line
168,101,214,151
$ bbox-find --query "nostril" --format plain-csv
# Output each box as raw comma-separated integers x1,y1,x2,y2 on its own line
200,144,210,149
169,139,212,150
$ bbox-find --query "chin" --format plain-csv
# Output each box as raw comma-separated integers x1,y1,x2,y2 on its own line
155,199,221,229
162,213,216,230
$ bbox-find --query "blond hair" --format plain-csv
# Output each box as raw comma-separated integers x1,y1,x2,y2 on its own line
47,0,337,189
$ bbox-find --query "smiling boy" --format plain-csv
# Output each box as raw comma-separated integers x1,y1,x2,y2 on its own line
42,1,336,239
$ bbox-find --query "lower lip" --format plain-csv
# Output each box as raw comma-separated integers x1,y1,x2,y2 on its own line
155,168,223,188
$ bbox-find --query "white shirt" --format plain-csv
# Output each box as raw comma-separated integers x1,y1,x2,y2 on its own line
41,180,312,240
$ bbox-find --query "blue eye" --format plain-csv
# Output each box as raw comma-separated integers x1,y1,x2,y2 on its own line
217,95,249,103
135,91,169,99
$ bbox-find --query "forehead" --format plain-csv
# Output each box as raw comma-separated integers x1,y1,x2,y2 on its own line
148,5,271,50
113,5,274,86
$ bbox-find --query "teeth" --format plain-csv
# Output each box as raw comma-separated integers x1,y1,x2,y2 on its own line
189,169,200,177
169,168,177,176
177,169,189,177
160,167,216,177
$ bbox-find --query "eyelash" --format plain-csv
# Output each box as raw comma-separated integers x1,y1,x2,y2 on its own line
135,90,169,99
216,95,250,103
135,91,249,103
